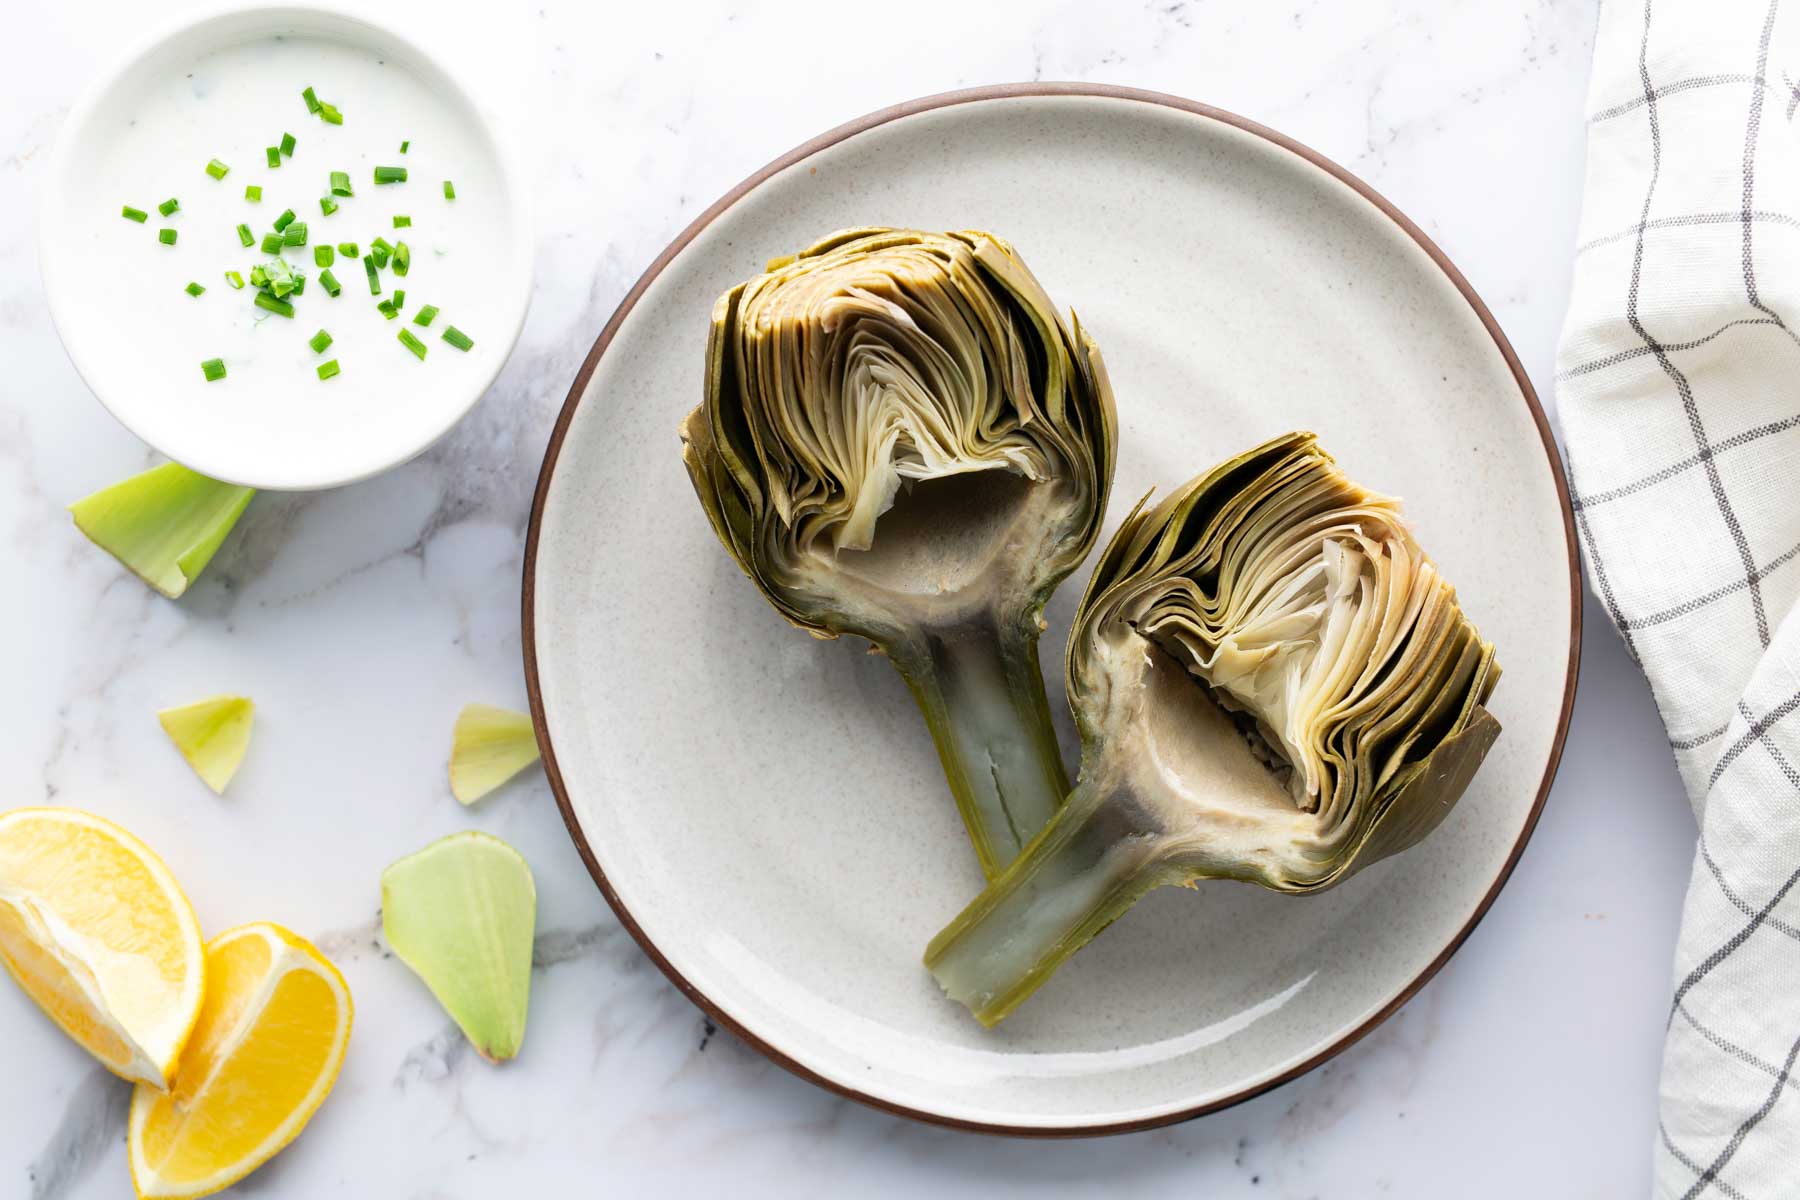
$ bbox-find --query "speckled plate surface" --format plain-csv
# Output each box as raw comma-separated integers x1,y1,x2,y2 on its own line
524,84,1578,1135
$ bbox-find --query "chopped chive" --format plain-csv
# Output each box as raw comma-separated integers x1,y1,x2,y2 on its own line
317,359,340,380
280,132,296,157
282,222,308,247
236,223,254,247
392,289,405,309
364,254,381,295
201,358,226,381
260,233,282,254
377,298,398,319
308,329,333,354
373,165,407,184
302,86,321,114
329,170,352,197
443,180,455,200
121,205,147,222
413,304,439,327
370,237,392,267
392,242,410,276
319,268,341,296
254,292,294,318
158,198,179,217
244,184,262,202
290,273,306,295
398,328,427,360
400,140,410,153
442,326,474,352
185,281,205,297
159,228,177,245
225,270,245,289
314,245,334,267
318,102,343,125
205,158,230,180
249,266,268,288
273,208,296,232
266,146,280,168
319,196,338,216
337,241,359,257
392,215,411,228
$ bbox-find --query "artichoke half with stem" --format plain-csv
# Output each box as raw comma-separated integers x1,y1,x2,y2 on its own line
680,228,1116,878
924,431,1502,1026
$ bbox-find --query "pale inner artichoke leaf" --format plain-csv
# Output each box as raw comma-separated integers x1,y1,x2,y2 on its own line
381,832,536,1063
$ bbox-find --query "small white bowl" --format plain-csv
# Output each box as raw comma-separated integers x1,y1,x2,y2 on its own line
41,2,533,490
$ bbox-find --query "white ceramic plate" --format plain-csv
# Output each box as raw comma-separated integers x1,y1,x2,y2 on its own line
41,3,532,490
525,85,1578,1134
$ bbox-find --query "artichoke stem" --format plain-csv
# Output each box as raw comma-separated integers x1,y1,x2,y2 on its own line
894,614,1071,880
923,776,1171,1026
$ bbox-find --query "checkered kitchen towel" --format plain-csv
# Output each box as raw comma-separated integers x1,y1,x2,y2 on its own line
1558,0,1800,1192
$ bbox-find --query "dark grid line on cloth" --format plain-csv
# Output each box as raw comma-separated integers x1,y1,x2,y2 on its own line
1568,411,1800,507
1624,0,1773,649
1681,1029,1800,1200
1739,1,1800,357
1576,208,1800,255
1557,316,1783,380
1743,699,1800,788
1663,1122,1753,1200
1704,838,1800,943
1674,721,1733,751
1667,864,1800,1027
1677,999,1800,1101
1615,535,1800,632
1708,689,1800,788
1568,474,1639,659
1590,72,1768,122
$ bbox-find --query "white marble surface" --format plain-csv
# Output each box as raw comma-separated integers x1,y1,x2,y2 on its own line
0,0,1691,1195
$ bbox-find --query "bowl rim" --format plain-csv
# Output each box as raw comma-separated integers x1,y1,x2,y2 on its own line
521,81,1582,1138
38,0,534,491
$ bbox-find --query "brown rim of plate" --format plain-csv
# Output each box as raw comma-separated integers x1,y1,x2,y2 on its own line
521,81,1582,1139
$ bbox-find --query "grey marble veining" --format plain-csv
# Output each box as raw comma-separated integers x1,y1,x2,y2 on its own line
0,0,1699,1195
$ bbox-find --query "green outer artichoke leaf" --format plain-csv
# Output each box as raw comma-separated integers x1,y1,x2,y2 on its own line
68,463,254,599
449,704,542,806
382,831,536,1063
157,694,255,794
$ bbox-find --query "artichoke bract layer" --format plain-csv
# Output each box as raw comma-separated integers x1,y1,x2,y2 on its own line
679,227,1117,879
680,227,1115,645
1070,431,1501,891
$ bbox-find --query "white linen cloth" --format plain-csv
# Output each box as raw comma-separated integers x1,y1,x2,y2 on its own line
1558,0,1800,1193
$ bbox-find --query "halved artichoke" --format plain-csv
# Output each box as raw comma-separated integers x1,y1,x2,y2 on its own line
925,432,1501,1025
681,228,1116,877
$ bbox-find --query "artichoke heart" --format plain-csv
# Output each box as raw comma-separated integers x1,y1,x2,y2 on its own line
681,228,1116,878
925,432,1501,1026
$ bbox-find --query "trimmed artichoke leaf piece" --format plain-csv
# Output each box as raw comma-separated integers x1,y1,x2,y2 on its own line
68,463,254,599
382,831,536,1063
449,704,541,805
157,694,255,794
680,227,1117,878
925,432,1502,1026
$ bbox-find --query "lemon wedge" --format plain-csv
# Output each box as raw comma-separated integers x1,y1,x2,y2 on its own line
0,807,205,1089
129,923,353,1200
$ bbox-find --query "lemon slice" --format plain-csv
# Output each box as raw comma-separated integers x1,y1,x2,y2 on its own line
129,923,353,1200
0,807,205,1089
